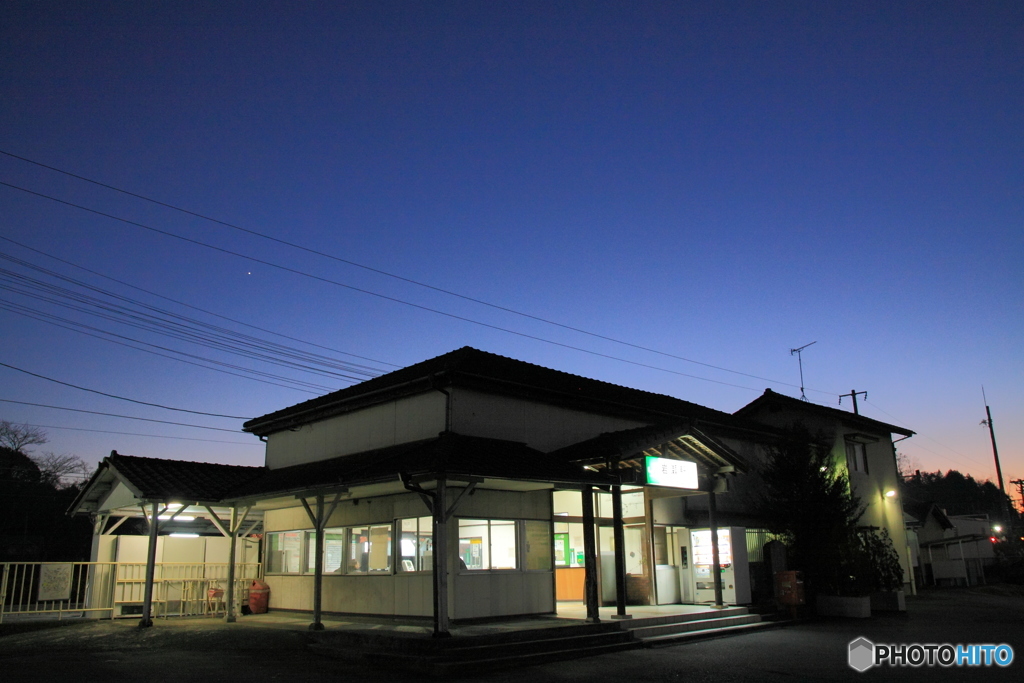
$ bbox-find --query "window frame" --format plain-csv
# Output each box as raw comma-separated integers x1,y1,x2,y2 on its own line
397,516,433,574
265,522,394,576
845,440,869,474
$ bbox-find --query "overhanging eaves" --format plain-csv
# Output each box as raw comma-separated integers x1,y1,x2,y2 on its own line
555,422,749,475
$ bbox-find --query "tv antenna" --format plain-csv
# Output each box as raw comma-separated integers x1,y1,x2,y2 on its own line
790,341,816,401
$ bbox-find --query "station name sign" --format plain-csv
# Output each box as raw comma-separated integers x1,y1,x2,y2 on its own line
644,456,699,489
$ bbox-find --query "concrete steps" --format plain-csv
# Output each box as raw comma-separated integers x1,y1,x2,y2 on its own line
620,607,778,647
308,607,782,675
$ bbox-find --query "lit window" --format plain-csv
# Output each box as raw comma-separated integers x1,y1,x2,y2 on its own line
845,440,869,474
305,529,345,573
458,519,517,570
524,520,553,571
398,516,433,572
266,531,302,573
344,524,393,574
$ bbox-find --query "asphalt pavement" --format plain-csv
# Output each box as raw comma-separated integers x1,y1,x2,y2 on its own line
1,586,1021,682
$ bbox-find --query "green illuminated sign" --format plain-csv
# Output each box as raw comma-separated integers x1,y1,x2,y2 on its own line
645,456,698,489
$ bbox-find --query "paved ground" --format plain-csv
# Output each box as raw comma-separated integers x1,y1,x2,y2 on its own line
1,587,1021,682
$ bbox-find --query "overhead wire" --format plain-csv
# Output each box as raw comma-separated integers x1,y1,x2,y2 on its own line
19,423,258,445
0,148,813,391
0,235,400,371
0,299,329,394
0,398,244,432
0,180,781,394
0,253,383,381
0,360,251,419
862,398,987,469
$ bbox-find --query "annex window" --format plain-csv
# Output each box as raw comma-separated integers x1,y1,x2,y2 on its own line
398,516,433,572
305,529,345,574
845,440,869,474
345,524,393,574
458,519,517,570
523,520,553,571
266,531,302,574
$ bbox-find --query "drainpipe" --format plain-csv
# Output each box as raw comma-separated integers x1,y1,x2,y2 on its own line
431,375,451,432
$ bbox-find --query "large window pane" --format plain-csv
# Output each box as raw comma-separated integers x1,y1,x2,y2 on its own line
267,531,302,573
490,520,517,569
345,524,393,574
524,520,552,571
305,530,345,573
458,519,517,570
399,517,432,572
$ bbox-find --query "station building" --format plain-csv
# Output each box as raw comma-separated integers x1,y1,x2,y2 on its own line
71,347,913,631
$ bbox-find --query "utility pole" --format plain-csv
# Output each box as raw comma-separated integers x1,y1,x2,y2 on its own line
980,390,1006,496
980,388,1010,523
790,341,816,401
839,390,867,415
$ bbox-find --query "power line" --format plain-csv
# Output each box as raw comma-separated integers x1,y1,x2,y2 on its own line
0,360,251,419
0,252,383,381
0,148,809,390
0,181,788,394
18,422,259,445
0,235,400,370
0,398,244,433
0,299,336,393
863,398,986,468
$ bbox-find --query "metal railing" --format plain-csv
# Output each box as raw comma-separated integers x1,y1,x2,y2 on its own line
0,561,262,623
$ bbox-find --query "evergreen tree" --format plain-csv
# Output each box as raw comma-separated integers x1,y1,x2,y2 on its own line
756,425,865,595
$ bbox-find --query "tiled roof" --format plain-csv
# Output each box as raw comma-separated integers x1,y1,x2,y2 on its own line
230,431,615,499
734,389,914,437
107,452,266,502
244,346,748,436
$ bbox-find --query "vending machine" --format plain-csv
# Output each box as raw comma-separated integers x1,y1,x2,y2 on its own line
689,527,751,605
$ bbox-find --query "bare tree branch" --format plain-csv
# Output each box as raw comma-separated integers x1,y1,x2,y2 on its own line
0,420,48,453
32,451,90,489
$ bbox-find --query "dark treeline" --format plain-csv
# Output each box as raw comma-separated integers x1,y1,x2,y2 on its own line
902,468,1019,523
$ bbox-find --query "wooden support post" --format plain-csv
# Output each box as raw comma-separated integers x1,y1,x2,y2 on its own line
139,501,160,628
90,513,109,563
224,507,238,623
581,485,600,623
707,489,724,608
433,478,451,637
310,493,325,630
611,485,631,619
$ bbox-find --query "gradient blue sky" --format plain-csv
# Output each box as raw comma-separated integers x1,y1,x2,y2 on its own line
1,2,1021,502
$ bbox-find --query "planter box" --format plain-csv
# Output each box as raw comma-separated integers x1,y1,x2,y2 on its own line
870,590,906,612
816,594,871,618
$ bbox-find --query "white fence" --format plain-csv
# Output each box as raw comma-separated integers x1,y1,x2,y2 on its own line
0,562,262,623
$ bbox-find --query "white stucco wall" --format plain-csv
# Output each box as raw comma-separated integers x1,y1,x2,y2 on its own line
264,392,447,468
